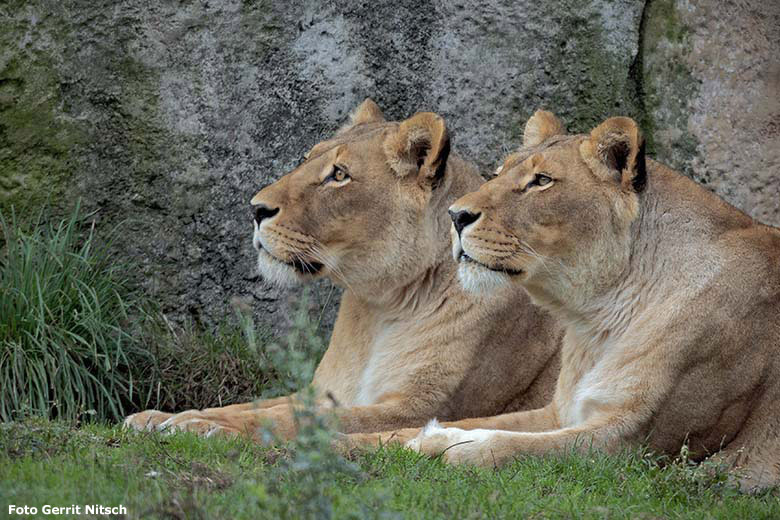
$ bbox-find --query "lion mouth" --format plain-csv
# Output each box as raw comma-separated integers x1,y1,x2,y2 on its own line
458,252,523,276
259,247,324,275
287,256,324,275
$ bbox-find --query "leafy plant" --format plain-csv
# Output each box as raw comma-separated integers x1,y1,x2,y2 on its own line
258,293,328,397
251,296,372,519
142,314,275,412
0,204,153,422
140,290,329,413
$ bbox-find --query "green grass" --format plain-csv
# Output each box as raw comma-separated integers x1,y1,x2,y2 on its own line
141,290,327,412
2,207,777,518
141,316,277,413
0,205,154,422
0,203,328,423
1,419,778,519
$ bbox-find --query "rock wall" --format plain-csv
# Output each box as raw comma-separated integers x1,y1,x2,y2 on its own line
642,0,780,224
1,0,778,331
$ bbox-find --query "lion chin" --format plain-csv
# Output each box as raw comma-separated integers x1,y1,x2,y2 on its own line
256,250,302,288
457,261,511,293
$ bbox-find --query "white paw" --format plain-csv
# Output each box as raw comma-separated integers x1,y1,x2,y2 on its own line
405,419,455,451
406,419,496,458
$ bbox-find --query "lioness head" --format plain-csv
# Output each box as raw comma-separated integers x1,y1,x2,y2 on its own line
251,99,456,293
449,110,646,308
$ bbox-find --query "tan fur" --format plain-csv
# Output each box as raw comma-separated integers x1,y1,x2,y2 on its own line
124,101,562,442
401,110,780,493
522,110,566,147
346,98,386,127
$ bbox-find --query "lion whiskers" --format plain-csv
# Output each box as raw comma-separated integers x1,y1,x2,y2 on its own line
515,239,573,285
306,242,358,295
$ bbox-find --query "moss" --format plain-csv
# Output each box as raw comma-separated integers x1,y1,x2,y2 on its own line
641,0,700,178
0,53,84,217
500,0,698,174
0,1,223,220
650,0,689,44
504,1,644,143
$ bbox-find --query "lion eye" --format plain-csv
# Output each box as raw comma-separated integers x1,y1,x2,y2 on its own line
521,173,553,192
525,173,552,189
333,166,347,182
535,173,552,186
324,165,350,184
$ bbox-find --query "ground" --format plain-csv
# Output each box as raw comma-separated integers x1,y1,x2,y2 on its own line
1,420,778,519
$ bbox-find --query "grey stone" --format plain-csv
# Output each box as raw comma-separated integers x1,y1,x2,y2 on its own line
643,0,780,225
0,0,777,331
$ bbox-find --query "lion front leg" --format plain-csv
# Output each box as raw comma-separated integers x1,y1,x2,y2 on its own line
338,404,560,452
122,395,296,435
407,422,616,467
201,394,296,414
156,404,298,440
124,409,217,434
704,434,780,493
334,427,421,454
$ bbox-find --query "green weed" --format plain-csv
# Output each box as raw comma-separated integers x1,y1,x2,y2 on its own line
0,204,153,422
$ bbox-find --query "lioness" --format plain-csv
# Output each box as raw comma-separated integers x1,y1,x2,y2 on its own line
396,110,780,492
124,100,562,439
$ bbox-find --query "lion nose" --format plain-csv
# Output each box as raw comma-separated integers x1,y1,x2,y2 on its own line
448,209,480,236
253,204,279,225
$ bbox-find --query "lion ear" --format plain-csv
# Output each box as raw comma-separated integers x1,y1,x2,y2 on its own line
347,98,385,126
581,117,647,192
523,110,566,147
384,112,450,188
336,98,385,135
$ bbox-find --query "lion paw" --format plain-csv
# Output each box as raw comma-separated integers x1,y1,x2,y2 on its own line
123,410,173,431
161,417,239,438
125,409,243,438
156,410,206,430
405,419,493,465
